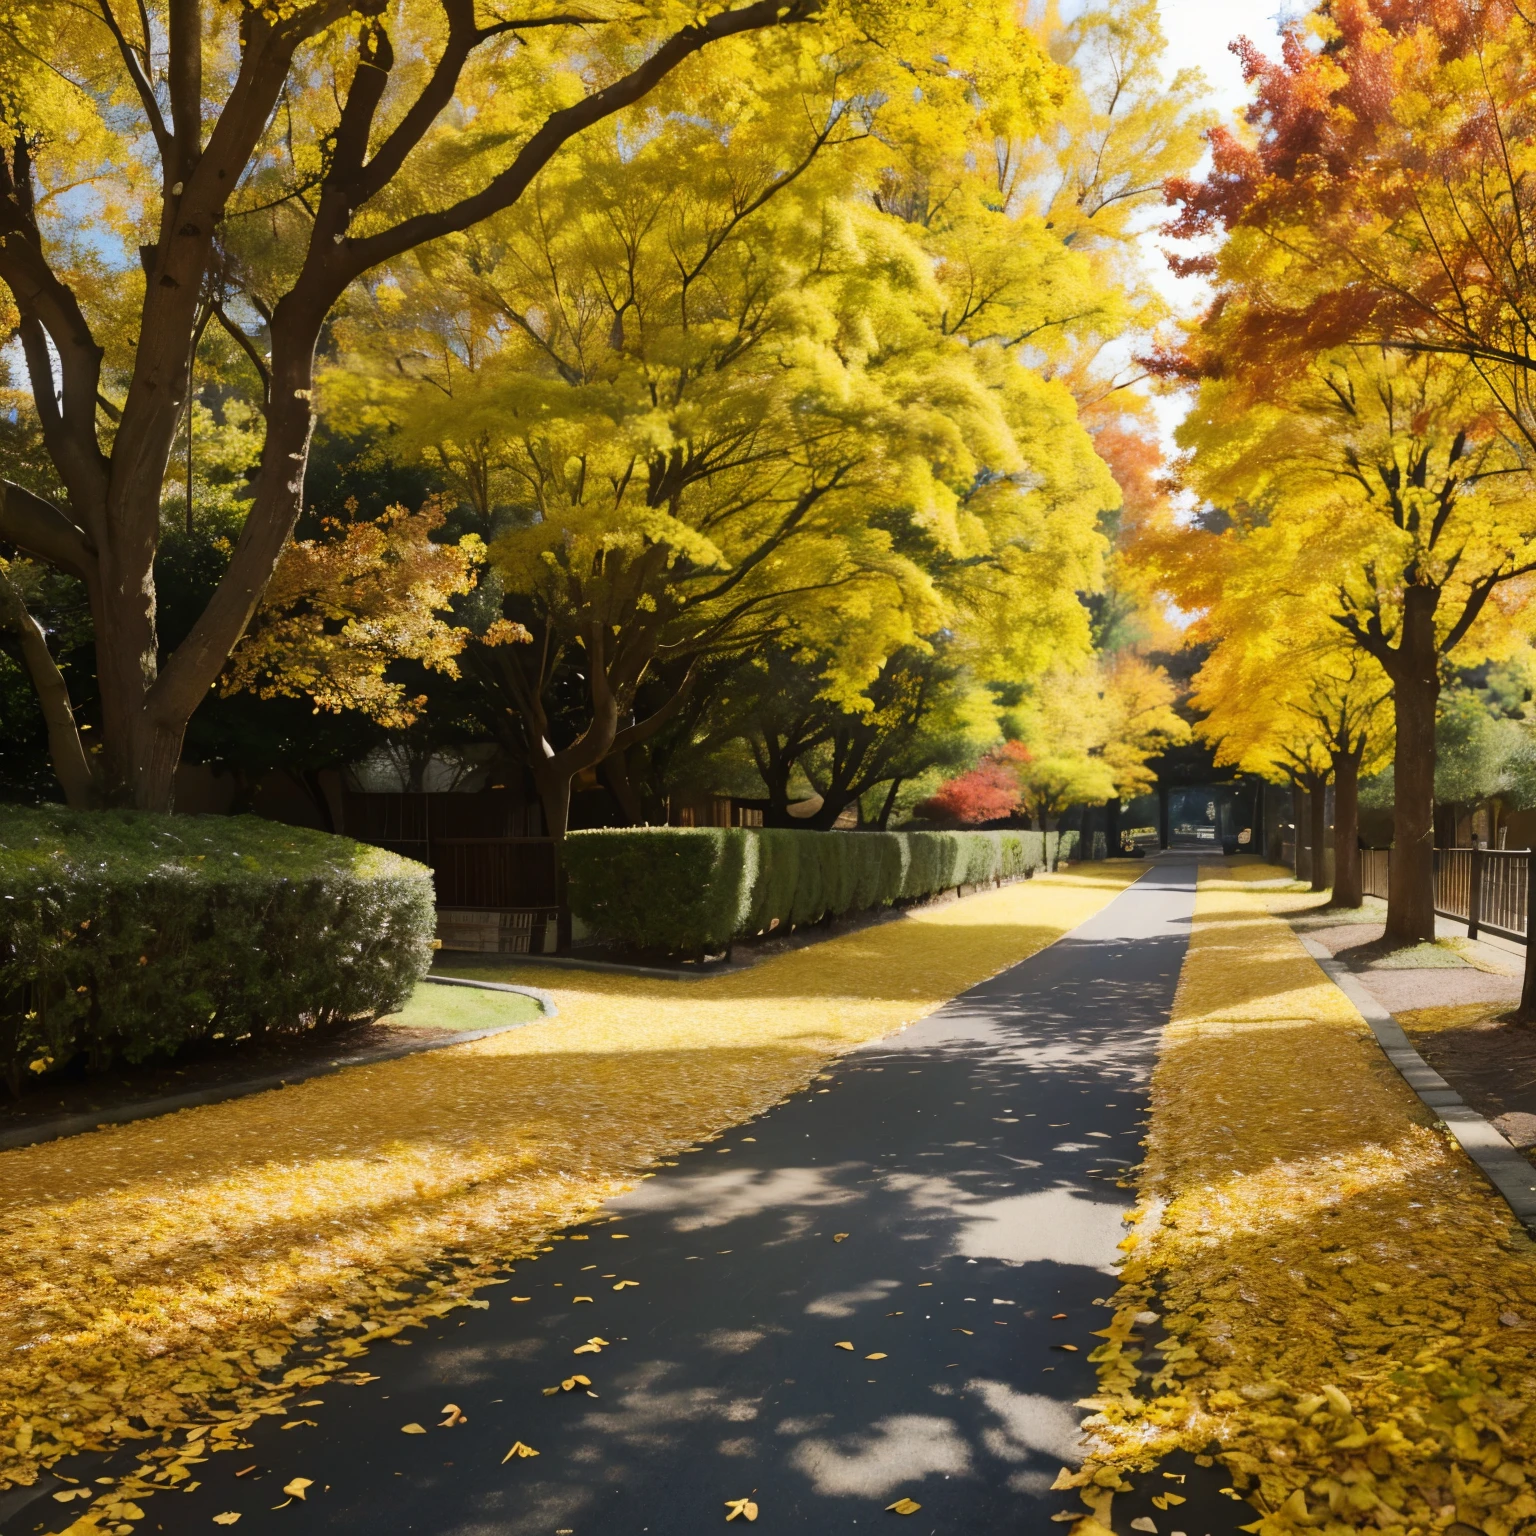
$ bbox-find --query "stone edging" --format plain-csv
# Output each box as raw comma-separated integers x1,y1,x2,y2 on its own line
0,976,557,1155
1298,936,1536,1233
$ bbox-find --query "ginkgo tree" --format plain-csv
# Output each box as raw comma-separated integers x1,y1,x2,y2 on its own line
1010,652,1187,827
326,23,1113,835
1192,617,1391,906
0,0,1063,810
1168,327,1536,940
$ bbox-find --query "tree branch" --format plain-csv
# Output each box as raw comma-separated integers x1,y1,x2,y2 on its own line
339,0,820,278
0,563,100,807
209,297,271,404
0,481,96,583
96,0,171,158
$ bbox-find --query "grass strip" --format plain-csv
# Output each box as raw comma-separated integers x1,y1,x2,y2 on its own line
0,862,1139,1501
1064,865,1536,1536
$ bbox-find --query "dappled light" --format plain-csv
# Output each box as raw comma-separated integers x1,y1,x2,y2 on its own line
1071,868,1536,1536
0,867,1140,1494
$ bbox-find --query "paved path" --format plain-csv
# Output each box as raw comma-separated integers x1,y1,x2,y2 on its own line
11,862,1245,1536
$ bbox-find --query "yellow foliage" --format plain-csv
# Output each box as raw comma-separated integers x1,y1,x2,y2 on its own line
1012,652,1188,818
222,500,488,727
0,864,1139,1502
1076,867,1536,1534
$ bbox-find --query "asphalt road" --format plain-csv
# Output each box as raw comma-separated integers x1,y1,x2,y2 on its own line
9,859,1249,1536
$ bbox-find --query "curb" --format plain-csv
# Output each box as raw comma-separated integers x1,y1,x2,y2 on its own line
0,977,557,1155
1299,936,1536,1233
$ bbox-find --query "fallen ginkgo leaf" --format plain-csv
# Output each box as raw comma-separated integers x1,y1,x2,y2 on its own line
952,1328,973,1335
724,1496,759,1521
440,1404,467,1427
213,1515,241,1526
501,1442,540,1462
573,1296,594,1303
834,1341,854,1351
833,1233,850,1242
886,1497,922,1515
282,1478,312,1500
280,1420,317,1429
1051,1344,1078,1352
52,1489,91,1502
1129,1520,1157,1533
613,1281,639,1290
574,1336,610,1354
865,1353,888,1360
401,1423,427,1434
510,1297,532,1303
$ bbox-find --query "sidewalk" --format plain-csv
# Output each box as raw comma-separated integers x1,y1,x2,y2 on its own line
1292,896,1536,1159
1071,865,1536,1536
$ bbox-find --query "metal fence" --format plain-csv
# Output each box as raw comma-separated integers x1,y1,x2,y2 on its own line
1359,847,1530,943
1361,848,1390,902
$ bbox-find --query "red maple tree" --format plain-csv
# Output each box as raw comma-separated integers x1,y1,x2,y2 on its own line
915,743,1030,825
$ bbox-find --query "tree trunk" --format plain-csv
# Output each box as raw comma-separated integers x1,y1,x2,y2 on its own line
601,750,646,826
1385,593,1440,944
1331,747,1362,909
749,741,802,827
1310,777,1329,893
533,762,575,843
874,777,902,830
1291,781,1308,879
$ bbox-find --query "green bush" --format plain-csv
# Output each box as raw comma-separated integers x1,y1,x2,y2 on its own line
0,808,434,1093
566,824,1090,955
560,828,758,953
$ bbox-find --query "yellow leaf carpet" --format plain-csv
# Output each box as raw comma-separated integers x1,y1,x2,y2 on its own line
0,863,1140,1509
1067,865,1536,1536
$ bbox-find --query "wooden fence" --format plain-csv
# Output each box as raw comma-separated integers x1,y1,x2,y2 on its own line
341,793,562,954
1361,846,1529,943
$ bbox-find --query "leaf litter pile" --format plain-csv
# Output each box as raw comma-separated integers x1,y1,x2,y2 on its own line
1061,867,1536,1536
0,865,1139,1532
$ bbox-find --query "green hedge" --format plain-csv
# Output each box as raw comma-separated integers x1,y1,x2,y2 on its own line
1,808,435,1092
565,825,1085,955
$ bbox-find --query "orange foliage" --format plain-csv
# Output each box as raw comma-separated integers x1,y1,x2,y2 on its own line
224,500,520,727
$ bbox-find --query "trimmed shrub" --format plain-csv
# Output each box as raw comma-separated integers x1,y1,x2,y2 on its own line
960,832,1002,887
0,808,434,1093
567,824,1080,955
745,829,801,934
561,827,758,953
1018,830,1046,874
999,832,1028,879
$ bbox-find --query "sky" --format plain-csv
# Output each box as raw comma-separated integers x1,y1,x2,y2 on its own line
1131,0,1295,444
1149,0,1290,298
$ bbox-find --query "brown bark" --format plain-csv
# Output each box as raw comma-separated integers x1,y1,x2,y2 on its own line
1384,592,1440,944
1295,770,1331,892
0,565,102,808
1291,781,1308,878
1331,747,1363,908
1310,778,1329,892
